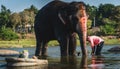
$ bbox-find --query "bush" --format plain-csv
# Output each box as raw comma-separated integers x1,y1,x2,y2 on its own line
99,25,115,36
0,28,19,40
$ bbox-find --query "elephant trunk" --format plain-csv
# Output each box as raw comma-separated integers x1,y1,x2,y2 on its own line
76,6,88,55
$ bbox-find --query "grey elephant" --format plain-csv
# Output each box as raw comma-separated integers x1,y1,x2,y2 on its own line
34,0,88,57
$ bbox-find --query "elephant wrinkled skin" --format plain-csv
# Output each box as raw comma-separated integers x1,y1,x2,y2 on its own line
34,0,88,57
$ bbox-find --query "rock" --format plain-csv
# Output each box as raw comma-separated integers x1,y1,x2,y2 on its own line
5,57,48,66
108,46,120,52
0,50,19,56
32,56,38,59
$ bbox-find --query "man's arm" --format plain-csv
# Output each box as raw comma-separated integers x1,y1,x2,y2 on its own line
89,39,95,55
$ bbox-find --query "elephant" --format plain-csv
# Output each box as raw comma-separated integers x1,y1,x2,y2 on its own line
34,0,88,57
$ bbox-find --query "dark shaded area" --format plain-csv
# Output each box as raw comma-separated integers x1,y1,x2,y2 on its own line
108,46,120,52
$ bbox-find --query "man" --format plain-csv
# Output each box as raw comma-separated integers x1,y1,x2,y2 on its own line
19,50,29,58
87,36,104,55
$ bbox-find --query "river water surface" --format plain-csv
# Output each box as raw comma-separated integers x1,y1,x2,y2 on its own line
0,45,120,69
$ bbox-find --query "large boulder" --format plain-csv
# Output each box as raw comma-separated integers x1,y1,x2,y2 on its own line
5,57,48,66
0,50,19,56
108,46,120,52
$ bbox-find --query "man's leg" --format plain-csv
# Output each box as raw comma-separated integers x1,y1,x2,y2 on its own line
95,42,104,55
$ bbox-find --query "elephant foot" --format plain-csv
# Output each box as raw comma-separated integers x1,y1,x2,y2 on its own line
60,56,69,64
35,49,42,57
42,52,48,56
35,54,41,57
32,56,38,59
69,53,76,56
35,55,48,59
69,50,76,56
70,50,76,55
61,53,69,56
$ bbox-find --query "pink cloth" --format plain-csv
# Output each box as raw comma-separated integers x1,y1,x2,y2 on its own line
87,36,104,48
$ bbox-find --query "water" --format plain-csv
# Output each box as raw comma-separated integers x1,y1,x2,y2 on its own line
0,45,120,69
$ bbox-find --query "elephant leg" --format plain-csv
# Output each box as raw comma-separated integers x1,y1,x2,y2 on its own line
58,35,69,56
42,41,48,56
79,35,87,55
35,41,42,57
69,34,76,56
54,22,69,56
60,56,69,64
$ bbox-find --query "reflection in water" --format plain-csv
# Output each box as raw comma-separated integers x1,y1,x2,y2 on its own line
48,56,89,69
0,55,114,69
7,65,48,69
48,56,78,69
60,56,77,64
79,55,105,69
2,55,105,69
60,56,77,69
80,56,88,69
88,56,105,69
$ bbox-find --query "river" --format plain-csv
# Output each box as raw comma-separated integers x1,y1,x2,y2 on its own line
0,45,120,69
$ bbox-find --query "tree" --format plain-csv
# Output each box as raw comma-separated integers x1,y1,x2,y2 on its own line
24,5,38,14
99,18,116,35
96,4,115,26
19,8,36,33
98,4,115,18
21,5,37,33
86,5,97,20
111,6,120,36
0,5,11,29
10,13,21,32
19,11,29,33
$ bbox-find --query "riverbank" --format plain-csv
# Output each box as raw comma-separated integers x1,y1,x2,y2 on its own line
0,39,36,48
0,38,120,48
0,39,59,48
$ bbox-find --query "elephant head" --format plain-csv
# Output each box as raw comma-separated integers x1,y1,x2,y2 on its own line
58,2,88,55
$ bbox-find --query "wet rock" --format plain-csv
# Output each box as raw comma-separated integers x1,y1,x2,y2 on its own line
5,57,48,66
0,50,19,56
108,46,120,52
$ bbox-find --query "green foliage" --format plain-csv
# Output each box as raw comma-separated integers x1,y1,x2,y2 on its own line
98,18,116,36
96,4,115,26
111,6,120,34
48,40,59,46
104,38,120,45
10,13,21,31
111,6,120,22
24,5,38,14
100,25,115,36
98,4,114,18
86,5,97,20
0,5,11,28
0,5,37,34
87,29,94,35
87,19,92,29
0,28,19,40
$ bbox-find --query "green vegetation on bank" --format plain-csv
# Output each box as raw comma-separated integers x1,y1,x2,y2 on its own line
104,39,120,45
0,38,119,48
0,39,36,48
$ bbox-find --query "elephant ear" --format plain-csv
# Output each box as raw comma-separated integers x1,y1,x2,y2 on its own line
58,5,72,25
57,2,78,25
58,6,74,32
